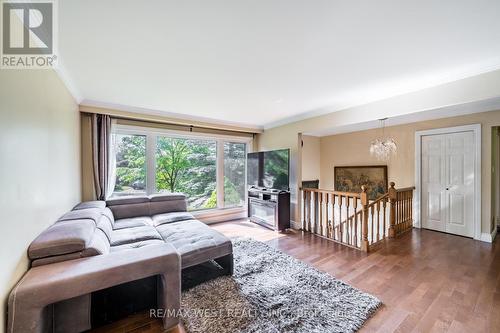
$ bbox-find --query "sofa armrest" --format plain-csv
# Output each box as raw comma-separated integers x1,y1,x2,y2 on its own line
8,244,181,333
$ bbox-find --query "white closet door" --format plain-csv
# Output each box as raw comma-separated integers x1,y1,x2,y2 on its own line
422,134,447,233
421,131,475,237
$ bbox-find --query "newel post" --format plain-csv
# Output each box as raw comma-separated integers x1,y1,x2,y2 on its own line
388,182,397,238
360,186,369,252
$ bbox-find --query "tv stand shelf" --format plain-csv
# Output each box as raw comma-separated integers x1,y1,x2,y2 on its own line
248,188,290,231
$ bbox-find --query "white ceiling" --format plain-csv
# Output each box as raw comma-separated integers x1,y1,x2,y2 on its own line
59,0,500,129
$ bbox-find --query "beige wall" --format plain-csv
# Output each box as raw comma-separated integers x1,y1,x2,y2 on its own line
257,129,301,223
0,70,80,332
319,110,500,235
301,135,320,181
81,114,95,201
492,127,500,227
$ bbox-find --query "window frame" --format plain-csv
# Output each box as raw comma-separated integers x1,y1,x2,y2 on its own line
112,124,253,215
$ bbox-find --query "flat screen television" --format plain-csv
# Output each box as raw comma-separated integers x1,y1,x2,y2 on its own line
247,149,289,191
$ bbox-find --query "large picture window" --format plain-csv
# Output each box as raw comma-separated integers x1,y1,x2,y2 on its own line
156,137,217,210
111,126,250,212
113,134,147,196
224,142,246,207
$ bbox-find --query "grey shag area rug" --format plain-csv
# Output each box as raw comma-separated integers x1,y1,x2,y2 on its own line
180,238,381,333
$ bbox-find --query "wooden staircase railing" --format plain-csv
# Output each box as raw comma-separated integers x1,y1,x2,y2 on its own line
302,182,415,252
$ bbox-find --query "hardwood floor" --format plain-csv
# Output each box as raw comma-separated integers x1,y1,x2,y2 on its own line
91,220,500,333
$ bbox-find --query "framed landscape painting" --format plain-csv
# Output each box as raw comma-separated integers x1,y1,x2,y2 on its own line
334,165,388,200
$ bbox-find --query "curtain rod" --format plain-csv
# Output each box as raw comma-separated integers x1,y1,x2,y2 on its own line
81,112,257,136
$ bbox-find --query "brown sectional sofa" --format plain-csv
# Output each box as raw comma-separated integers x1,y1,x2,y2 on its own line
8,193,233,333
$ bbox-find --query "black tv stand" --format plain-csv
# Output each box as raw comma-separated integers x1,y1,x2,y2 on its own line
248,187,290,231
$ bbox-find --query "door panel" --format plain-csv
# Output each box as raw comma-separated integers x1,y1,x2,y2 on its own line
444,132,474,237
422,135,446,232
421,131,474,237
428,155,441,184
449,154,464,185
448,193,465,226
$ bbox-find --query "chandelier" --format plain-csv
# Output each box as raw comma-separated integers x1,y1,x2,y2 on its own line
369,118,397,161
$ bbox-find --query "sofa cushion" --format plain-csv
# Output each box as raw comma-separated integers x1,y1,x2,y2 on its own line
107,196,150,206
113,216,152,230
58,208,102,224
110,239,164,252
102,207,115,224
96,216,113,242
106,196,150,219
73,201,106,211
149,193,187,215
149,193,186,202
83,229,110,256
110,226,162,246
155,220,232,268
32,229,111,267
28,220,95,260
31,252,85,267
151,212,194,227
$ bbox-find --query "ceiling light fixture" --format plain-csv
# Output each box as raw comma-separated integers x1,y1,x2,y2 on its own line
369,118,397,161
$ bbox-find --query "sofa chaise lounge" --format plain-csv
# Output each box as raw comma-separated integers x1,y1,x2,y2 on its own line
8,193,233,333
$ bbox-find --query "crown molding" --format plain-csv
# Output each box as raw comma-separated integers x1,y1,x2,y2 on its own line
80,100,264,134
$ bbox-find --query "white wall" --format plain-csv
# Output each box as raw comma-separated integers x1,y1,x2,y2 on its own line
0,70,80,332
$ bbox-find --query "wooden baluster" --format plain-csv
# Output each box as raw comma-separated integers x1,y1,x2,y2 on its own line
319,192,323,236
314,192,318,234
346,196,350,245
337,195,340,240
303,191,306,231
339,195,343,243
408,192,412,230
382,197,387,239
360,186,369,252
376,200,381,242
410,190,413,229
401,192,404,233
370,204,374,244
350,200,354,245
400,192,404,232
325,193,329,238
395,192,398,234
388,182,397,238
331,194,336,240
402,192,406,231
349,218,352,245
302,190,307,230
396,192,400,235
307,191,311,232
403,191,406,230
400,192,403,233
408,192,411,229
353,197,358,247
404,192,408,230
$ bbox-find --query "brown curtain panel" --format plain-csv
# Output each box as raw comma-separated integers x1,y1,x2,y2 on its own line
91,114,112,200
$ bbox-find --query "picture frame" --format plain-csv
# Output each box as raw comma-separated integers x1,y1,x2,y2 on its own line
334,165,388,200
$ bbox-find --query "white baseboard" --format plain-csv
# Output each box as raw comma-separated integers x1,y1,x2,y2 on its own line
480,228,497,243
